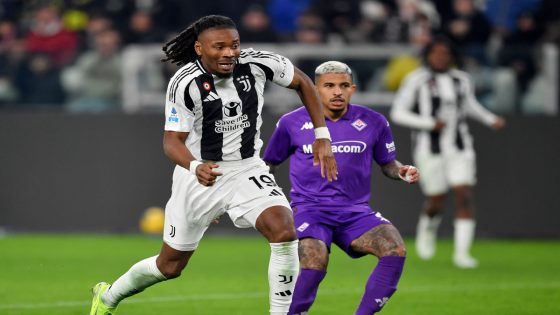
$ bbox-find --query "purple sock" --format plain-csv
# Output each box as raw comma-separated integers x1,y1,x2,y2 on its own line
355,256,405,315
288,268,326,315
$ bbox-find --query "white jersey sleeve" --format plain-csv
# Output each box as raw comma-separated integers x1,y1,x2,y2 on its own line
164,76,198,132
462,75,498,126
240,48,295,87
390,70,437,130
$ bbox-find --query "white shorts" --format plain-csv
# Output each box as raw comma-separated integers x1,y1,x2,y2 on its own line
414,150,477,196
163,157,291,251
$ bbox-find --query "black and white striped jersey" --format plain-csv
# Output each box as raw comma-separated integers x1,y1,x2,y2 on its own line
390,67,498,155
164,48,294,161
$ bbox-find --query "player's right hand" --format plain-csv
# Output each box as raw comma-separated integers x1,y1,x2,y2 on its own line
195,163,223,186
433,120,446,131
312,138,338,182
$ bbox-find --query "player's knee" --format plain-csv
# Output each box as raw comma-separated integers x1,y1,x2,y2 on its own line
379,242,407,257
300,257,328,271
158,261,187,279
456,194,473,210
269,228,297,243
425,197,445,215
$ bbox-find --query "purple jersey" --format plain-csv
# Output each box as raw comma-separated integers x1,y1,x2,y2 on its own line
263,104,397,212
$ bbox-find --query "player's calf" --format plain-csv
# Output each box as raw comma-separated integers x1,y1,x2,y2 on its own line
352,225,406,314
269,240,299,315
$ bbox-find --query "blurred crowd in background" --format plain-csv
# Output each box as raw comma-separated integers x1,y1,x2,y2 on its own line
0,0,558,114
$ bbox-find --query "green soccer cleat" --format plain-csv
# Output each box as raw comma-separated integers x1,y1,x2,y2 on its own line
90,282,117,315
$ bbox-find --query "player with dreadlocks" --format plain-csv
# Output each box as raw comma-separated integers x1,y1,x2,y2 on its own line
89,15,337,315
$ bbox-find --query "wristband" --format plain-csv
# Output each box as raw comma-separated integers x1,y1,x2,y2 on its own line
189,160,203,173
314,127,331,141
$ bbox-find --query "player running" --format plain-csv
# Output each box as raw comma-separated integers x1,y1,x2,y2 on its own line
89,15,337,315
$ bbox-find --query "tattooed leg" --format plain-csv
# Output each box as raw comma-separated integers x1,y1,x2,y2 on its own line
350,224,406,258
351,225,406,315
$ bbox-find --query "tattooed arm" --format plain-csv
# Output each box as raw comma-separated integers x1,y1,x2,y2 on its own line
381,160,419,183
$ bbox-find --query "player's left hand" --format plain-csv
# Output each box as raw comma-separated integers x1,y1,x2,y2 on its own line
312,138,338,181
398,165,419,184
492,117,506,130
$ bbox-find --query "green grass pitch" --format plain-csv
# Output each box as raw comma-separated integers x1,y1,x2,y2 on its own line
0,235,559,314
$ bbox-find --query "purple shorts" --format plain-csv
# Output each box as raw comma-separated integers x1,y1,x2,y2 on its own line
293,206,392,258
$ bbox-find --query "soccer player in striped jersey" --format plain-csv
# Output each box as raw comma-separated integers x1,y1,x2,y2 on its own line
89,15,337,315
390,37,505,268
264,61,419,315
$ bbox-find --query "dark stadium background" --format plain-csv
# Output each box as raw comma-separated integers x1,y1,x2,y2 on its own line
0,0,559,238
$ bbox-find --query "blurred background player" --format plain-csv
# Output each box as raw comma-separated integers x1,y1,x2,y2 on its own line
264,61,419,315
89,15,337,315
390,36,506,269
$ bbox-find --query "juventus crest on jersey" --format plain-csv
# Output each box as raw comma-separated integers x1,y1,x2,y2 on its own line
164,48,295,161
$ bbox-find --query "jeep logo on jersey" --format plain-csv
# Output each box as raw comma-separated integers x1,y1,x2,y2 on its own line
236,75,251,92
224,101,241,117
302,140,367,154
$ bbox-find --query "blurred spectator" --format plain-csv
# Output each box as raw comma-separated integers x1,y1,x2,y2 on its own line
238,5,278,43
19,53,65,106
294,11,327,43
0,40,27,106
310,0,361,42
0,19,17,53
378,2,435,92
381,0,439,44
267,0,312,40
0,1,23,21
152,0,258,34
484,0,541,35
77,14,113,52
25,6,78,68
444,0,491,63
124,10,164,44
62,29,122,112
496,11,543,109
352,0,389,43
534,0,560,32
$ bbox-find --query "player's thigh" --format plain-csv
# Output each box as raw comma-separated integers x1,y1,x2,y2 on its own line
446,150,477,187
415,152,449,196
293,209,336,256
332,210,392,258
350,223,406,257
226,162,293,238
163,167,227,251
298,238,329,271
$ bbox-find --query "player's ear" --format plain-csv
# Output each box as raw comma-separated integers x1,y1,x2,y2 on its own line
194,41,202,56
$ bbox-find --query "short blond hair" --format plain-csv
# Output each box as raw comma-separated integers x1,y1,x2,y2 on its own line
314,61,353,79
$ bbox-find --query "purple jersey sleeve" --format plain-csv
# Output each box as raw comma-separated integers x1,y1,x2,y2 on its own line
372,118,397,165
263,116,294,165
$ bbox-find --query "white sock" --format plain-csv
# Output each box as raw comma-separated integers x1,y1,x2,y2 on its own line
269,240,299,315
419,214,442,231
415,214,442,259
102,255,167,307
454,219,476,258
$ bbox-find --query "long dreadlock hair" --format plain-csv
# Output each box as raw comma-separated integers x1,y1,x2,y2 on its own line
162,15,237,66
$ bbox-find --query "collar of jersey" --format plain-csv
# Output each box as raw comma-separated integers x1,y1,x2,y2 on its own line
325,104,354,122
